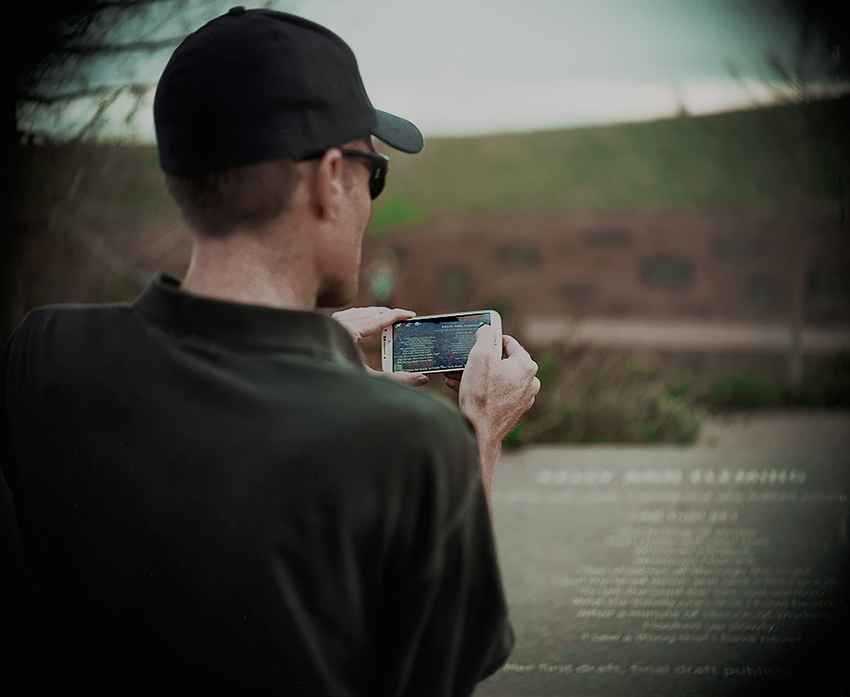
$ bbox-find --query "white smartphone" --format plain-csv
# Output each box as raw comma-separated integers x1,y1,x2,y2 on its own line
381,310,502,374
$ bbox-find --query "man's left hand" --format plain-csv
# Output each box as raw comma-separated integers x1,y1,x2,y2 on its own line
331,307,429,387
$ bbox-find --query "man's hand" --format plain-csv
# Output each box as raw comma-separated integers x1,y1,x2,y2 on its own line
453,325,541,509
458,325,540,443
331,307,428,386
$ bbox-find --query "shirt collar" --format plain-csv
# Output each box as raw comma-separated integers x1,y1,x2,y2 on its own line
132,273,363,366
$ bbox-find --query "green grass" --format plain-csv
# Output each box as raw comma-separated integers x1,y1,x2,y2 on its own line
369,194,423,233
371,96,848,231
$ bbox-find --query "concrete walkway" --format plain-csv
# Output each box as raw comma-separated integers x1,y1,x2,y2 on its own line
523,317,850,353
482,418,850,697
696,410,850,448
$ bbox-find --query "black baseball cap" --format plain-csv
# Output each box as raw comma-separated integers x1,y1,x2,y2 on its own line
154,6,424,175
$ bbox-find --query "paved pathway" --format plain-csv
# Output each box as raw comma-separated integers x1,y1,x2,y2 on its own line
697,410,850,448
524,317,850,353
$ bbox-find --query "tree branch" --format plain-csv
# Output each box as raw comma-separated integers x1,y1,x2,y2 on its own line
91,0,177,6
75,88,122,139
54,38,181,55
20,84,154,105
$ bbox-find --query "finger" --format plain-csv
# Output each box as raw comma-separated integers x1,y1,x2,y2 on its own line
502,334,530,359
331,307,391,321
464,324,499,374
502,334,538,375
334,307,416,341
476,323,499,346
333,306,410,322
469,324,499,358
385,371,429,387
365,365,428,386
443,371,462,393
331,307,388,328
354,308,416,336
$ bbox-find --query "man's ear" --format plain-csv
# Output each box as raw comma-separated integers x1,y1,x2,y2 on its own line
308,148,345,221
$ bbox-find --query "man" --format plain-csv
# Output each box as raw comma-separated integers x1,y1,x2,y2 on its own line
1,7,540,695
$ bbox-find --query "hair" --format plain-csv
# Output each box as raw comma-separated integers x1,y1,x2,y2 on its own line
164,158,302,237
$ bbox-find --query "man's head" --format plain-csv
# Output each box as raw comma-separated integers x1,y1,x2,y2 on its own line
153,7,423,306
154,6,422,190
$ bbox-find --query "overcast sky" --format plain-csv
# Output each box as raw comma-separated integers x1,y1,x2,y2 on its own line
19,0,845,141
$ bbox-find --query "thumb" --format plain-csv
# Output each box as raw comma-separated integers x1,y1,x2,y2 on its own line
465,324,498,369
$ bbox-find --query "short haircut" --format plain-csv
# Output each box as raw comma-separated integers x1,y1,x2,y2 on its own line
164,158,301,237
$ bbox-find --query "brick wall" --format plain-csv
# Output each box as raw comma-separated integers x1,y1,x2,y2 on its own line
355,205,850,327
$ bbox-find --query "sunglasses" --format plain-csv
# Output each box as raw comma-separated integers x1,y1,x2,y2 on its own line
300,148,389,200
339,149,389,200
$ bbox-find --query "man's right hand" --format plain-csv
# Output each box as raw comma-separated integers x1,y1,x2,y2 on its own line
450,325,540,508
456,324,540,443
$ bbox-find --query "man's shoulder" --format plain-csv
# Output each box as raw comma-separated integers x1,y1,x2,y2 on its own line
336,371,477,454
5,302,134,360
8,302,130,346
16,301,131,332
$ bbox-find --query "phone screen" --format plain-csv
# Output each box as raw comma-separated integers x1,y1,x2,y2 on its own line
392,313,491,373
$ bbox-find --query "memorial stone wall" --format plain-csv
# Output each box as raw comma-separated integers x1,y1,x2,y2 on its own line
476,447,849,696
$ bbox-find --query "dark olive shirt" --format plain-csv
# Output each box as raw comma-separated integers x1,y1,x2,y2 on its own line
1,273,512,695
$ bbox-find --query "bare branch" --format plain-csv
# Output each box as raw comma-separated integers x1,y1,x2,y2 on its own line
91,0,176,6
52,38,181,55
123,86,148,124
20,84,153,106
767,52,794,87
75,88,124,139
14,0,308,142
724,60,740,82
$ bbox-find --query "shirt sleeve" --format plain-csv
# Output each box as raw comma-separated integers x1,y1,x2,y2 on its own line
376,416,514,696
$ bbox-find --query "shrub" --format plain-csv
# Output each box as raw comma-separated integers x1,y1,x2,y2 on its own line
706,372,783,410
786,352,850,408
483,347,849,447
521,345,703,445
503,421,525,448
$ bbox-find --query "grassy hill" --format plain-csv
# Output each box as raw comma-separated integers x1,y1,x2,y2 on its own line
369,96,848,232
18,96,849,234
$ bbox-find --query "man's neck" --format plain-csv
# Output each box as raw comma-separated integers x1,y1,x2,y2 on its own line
181,226,319,311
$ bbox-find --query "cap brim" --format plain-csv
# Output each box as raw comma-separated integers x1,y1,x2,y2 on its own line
373,110,424,154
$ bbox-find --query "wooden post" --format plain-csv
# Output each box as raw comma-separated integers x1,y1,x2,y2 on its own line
789,226,805,385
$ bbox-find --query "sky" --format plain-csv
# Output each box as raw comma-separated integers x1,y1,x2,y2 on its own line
18,0,847,142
